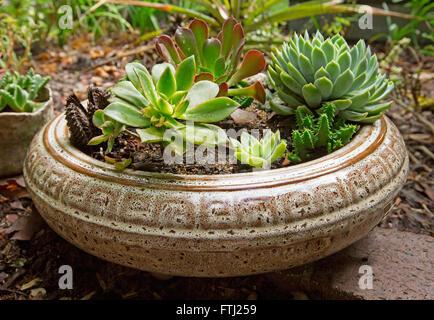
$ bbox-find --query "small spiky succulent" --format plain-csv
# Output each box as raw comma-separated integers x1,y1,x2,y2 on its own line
230,130,287,168
268,31,394,123
288,103,359,162
92,60,240,155
0,69,50,113
156,17,266,103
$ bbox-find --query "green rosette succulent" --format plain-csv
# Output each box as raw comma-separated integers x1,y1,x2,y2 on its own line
268,31,394,123
156,17,266,103
90,58,240,155
0,69,50,113
230,130,287,168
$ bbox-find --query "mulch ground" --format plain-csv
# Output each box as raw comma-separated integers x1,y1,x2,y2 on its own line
0,35,432,300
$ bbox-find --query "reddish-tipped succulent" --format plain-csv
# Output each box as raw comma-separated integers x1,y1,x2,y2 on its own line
155,17,266,103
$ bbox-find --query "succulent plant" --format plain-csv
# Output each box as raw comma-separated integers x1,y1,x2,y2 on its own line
268,31,394,123
0,69,50,113
230,130,287,168
92,60,240,155
156,17,266,103
287,103,359,162
88,109,125,154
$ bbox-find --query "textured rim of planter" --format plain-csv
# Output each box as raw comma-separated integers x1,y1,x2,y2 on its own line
0,89,53,177
23,113,408,277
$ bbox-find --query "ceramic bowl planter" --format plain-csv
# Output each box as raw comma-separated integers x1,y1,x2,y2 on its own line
0,89,53,177
23,113,408,277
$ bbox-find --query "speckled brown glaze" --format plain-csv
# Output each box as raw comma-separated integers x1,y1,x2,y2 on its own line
0,92,53,177
23,113,408,277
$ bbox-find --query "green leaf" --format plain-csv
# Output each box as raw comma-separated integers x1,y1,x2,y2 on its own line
175,27,200,63
280,72,303,96
320,39,335,61
311,46,327,71
178,123,227,146
356,113,383,124
314,76,333,100
221,17,236,60
270,99,296,115
156,97,173,115
277,90,303,107
175,56,196,91
302,83,322,108
203,38,221,71
295,105,313,129
155,35,181,65
103,102,151,127
325,61,341,82
270,140,287,163
189,18,208,64
173,100,189,118
214,57,226,78
170,91,187,106
93,110,106,127
314,67,331,81
316,114,330,147
352,101,392,114
341,110,368,121
227,81,266,104
185,80,219,109
136,127,165,143
113,158,132,171
151,63,176,85
331,69,354,99
337,51,351,72
298,53,314,83
88,134,109,145
286,61,307,87
350,72,367,91
157,66,176,98
348,89,370,109
126,62,148,89
14,86,28,108
268,66,284,89
126,62,158,106
332,99,352,111
111,81,149,109
227,50,266,86
292,130,308,161
184,97,239,122
302,129,315,149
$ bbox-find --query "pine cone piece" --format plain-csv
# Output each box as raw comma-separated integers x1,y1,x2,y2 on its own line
87,86,110,136
65,86,111,150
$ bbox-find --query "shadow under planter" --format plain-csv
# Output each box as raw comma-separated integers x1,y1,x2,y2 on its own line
0,89,53,177
23,114,408,277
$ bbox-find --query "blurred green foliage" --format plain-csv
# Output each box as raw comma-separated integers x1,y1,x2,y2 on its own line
374,0,434,55
0,0,176,70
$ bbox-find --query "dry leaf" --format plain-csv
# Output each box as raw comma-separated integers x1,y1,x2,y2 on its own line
3,209,43,240
94,67,110,78
30,287,46,298
90,49,106,59
0,179,29,200
80,291,96,300
230,109,257,125
21,278,42,290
